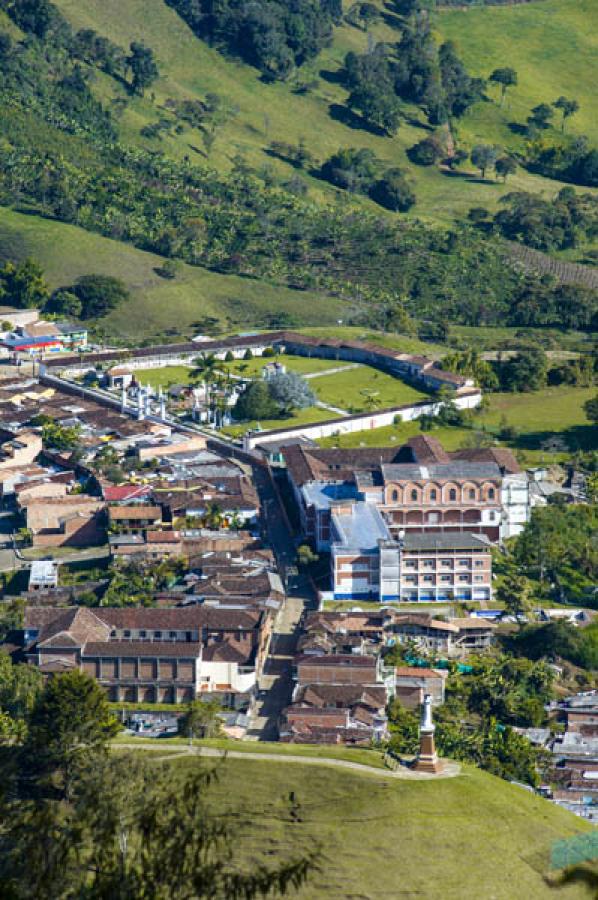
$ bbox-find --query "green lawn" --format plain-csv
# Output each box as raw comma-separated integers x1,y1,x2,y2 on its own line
312,365,430,413
133,365,193,389
113,734,387,768
221,405,333,439
319,386,597,464
151,756,590,899
224,355,353,378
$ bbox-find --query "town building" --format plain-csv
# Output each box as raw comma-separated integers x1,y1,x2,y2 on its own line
329,500,493,603
22,604,273,708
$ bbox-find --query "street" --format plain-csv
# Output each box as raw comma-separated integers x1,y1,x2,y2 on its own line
247,465,315,741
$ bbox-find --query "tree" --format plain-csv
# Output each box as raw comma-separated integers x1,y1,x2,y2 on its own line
553,96,579,132
441,348,499,390
0,259,49,309
267,370,315,412
47,289,82,317
584,394,598,424
233,380,278,421
179,698,222,742
22,671,120,800
41,421,81,451
501,348,547,392
408,136,444,167
348,83,401,135
528,103,554,130
0,652,42,736
488,67,518,106
0,753,315,899
496,572,534,626
370,169,416,212
128,41,158,95
320,147,378,193
471,144,498,179
495,156,517,182
72,274,129,319
297,544,319,567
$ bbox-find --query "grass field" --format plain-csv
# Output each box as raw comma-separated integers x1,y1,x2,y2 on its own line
147,755,591,899
312,365,429,412
51,0,597,227
438,0,598,149
0,209,346,342
319,386,597,463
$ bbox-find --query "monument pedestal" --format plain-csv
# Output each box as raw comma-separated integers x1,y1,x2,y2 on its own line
412,730,444,774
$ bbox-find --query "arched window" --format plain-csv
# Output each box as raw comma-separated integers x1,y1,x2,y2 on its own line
468,488,476,500
488,488,495,500
410,489,418,502
449,488,457,501
430,489,437,501
391,489,399,502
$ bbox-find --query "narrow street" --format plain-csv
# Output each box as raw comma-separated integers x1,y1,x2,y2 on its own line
247,465,315,741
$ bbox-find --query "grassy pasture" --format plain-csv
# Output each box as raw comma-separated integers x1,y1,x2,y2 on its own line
148,755,592,900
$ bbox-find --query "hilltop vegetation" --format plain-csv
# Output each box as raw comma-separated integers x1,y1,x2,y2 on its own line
0,0,595,339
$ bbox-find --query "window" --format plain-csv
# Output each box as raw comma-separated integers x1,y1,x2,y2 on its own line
488,488,495,499
391,489,399,502
154,630,162,639
458,559,469,567
468,489,476,500
423,575,433,583
441,559,452,568
430,489,437,501
139,630,146,638
169,631,177,639
474,560,484,568
411,489,418,501
441,575,451,583
489,511,496,521
459,575,470,583
423,560,434,568
474,576,484,583
124,630,131,638
449,489,457,501
405,560,417,569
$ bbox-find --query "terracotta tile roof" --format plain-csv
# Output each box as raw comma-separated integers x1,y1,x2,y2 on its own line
109,506,162,520
202,641,252,663
82,641,203,658
395,667,447,679
36,607,111,647
95,607,261,631
103,484,153,502
296,654,376,668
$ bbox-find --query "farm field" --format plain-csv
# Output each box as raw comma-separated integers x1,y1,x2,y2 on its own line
319,386,597,464
149,755,590,900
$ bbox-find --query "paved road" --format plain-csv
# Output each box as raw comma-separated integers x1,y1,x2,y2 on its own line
248,465,316,741
115,743,461,780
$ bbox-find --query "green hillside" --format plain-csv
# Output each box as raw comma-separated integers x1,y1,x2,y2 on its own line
52,0,598,225
166,755,592,900
438,0,598,150
0,209,345,341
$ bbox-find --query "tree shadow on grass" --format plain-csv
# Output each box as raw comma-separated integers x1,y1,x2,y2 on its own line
507,122,528,137
512,424,598,453
319,68,344,86
329,103,386,136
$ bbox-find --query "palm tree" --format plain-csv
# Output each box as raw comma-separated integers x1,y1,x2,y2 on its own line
360,389,381,412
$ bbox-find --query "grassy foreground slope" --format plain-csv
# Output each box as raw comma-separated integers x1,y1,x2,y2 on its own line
169,756,590,900
0,209,344,341
52,0,596,225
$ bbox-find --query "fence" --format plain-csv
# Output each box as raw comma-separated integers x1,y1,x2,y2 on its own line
550,830,598,870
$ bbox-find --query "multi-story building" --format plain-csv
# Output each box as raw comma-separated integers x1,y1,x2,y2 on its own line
282,435,527,551
329,500,493,603
22,604,273,708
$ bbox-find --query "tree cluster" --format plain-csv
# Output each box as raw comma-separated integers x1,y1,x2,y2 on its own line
166,0,337,80
233,370,316,420
492,188,598,253
0,670,315,897
320,147,416,211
